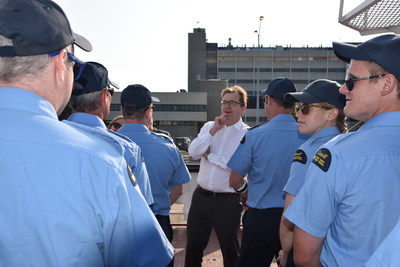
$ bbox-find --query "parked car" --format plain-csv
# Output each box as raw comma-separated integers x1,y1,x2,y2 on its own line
173,137,191,152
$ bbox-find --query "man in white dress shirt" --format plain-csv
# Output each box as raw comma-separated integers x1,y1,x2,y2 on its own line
184,86,249,267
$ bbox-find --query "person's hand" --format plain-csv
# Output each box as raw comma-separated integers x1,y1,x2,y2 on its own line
276,250,287,267
209,115,227,136
203,147,210,160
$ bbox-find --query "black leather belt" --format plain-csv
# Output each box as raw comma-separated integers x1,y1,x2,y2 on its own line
197,186,238,197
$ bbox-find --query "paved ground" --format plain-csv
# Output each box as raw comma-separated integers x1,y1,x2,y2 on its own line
170,204,278,267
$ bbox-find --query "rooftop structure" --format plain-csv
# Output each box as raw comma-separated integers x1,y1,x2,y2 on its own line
339,0,400,35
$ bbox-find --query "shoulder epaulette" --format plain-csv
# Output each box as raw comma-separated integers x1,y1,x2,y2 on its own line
249,124,261,131
153,131,174,143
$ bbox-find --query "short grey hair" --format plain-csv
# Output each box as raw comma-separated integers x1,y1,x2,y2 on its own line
0,35,73,83
69,84,103,112
0,35,51,83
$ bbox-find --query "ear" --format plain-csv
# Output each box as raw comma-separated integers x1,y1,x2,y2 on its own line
327,108,339,121
100,89,108,104
53,50,68,82
241,105,247,115
380,74,397,97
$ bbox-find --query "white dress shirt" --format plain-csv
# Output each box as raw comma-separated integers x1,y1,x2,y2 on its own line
189,118,249,192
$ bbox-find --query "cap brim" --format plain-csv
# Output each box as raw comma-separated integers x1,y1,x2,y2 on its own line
73,32,92,52
332,41,370,64
260,88,268,96
109,80,120,89
284,92,320,103
152,96,160,103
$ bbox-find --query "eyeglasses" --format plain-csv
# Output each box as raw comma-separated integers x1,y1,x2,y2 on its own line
49,50,86,81
344,73,387,91
107,87,114,96
220,100,241,107
110,122,121,129
262,95,268,103
295,103,332,115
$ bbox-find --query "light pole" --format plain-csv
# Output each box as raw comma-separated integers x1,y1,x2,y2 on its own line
255,16,264,125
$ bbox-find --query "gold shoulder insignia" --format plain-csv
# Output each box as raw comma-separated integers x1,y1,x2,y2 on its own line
312,148,331,172
293,149,307,164
127,166,137,186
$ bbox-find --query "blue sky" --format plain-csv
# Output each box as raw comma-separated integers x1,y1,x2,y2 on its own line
55,0,375,92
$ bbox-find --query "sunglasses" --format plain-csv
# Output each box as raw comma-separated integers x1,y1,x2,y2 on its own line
107,87,114,96
49,50,86,81
344,73,386,91
111,122,121,129
295,103,332,115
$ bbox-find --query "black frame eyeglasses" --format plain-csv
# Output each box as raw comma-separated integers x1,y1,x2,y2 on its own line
49,50,86,81
295,103,332,115
220,100,241,107
344,73,386,91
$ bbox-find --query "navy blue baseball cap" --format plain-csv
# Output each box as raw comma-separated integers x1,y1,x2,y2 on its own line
0,0,92,57
260,77,296,100
333,34,400,79
285,79,346,110
121,84,159,110
72,62,119,95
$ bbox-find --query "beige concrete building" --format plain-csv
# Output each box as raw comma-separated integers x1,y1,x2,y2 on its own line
105,27,349,139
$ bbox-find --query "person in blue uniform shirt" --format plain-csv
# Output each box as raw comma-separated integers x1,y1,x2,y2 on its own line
65,61,154,206
65,62,174,266
365,218,400,267
228,78,308,267
118,84,192,267
185,86,249,267
277,79,347,267
0,0,172,266
284,34,400,267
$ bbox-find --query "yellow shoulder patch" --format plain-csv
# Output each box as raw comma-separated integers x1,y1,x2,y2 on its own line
312,148,331,172
293,149,307,164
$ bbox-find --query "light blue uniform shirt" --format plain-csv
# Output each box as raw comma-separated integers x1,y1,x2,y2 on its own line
284,126,340,196
285,112,400,267
118,123,191,216
65,112,154,205
227,114,308,209
366,218,400,267
0,87,173,266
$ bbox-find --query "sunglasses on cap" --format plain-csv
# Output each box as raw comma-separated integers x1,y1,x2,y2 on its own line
49,50,86,81
344,73,387,91
295,103,332,115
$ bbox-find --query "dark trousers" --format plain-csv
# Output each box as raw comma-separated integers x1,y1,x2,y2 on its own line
287,249,296,267
239,207,283,267
156,214,174,267
184,187,243,267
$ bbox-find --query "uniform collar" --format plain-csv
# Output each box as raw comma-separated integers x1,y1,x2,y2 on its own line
359,111,400,131
270,113,296,123
0,87,58,120
67,112,107,131
119,123,149,133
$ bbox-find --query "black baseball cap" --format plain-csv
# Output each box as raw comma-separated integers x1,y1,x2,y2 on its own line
284,79,346,110
333,34,400,79
0,0,92,57
260,77,296,100
72,62,119,95
121,84,159,110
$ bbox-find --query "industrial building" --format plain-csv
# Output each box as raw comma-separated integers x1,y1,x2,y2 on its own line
107,28,348,138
